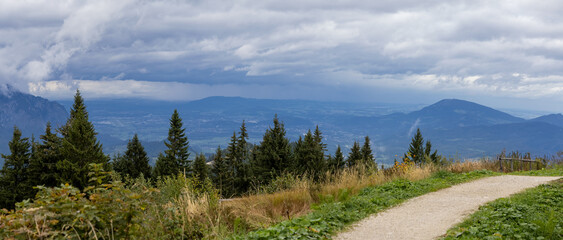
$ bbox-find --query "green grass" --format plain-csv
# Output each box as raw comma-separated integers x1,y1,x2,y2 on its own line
510,164,563,177
232,170,497,239
442,179,562,240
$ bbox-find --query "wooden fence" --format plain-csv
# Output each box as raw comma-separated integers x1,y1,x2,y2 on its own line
498,157,540,172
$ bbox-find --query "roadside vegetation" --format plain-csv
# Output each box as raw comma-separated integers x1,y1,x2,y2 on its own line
0,90,560,239
442,174,562,239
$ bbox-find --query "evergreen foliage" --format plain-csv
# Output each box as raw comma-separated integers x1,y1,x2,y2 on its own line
328,145,345,172
211,146,228,197
360,136,376,169
154,109,190,178
34,123,62,188
347,141,362,167
113,134,151,179
294,127,326,181
0,127,33,209
407,128,425,165
406,128,440,165
253,115,292,184
193,153,208,184
58,90,108,190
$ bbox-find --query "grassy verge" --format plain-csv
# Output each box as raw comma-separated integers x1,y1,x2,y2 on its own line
233,170,498,239
509,164,563,176
442,178,562,240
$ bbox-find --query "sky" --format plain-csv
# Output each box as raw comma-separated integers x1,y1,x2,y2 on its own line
1,0,563,112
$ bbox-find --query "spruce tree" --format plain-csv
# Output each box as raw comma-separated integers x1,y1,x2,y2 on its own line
347,141,362,167
225,132,238,196
0,127,32,209
361,136,376,169
211,146,228,197
154,109,190,178
254,115,292,183
193,153,208,184
407,128,425,165
58,90,108,190
330,145,345,172
114,134,151,179
235,121,251,194
34,123,62,187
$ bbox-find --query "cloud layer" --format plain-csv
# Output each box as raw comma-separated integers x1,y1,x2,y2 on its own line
2,0,563,109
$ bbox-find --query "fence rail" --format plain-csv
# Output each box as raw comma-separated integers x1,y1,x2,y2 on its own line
498,157,540,172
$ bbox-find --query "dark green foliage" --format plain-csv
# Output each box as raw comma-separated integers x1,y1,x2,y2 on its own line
328,145,346,172
193,153,208,184
154,109,190,178
113,134,151,179
361,136,375,169
58,90,108,190
407,129,440,165
0,127,33,209
347,141,362,167
253,115,292,184
211,146,228,197
407,128,425,165
294,128,326,182
33,123,61,188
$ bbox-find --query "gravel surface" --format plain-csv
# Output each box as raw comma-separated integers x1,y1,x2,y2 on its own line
335,175,561,240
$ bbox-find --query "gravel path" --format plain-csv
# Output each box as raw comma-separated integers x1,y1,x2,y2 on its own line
335,175,561,240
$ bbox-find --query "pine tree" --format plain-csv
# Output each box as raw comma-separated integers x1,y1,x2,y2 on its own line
329,145,345,172
407,128,425,165
347,141,362,167
114,134,151,179
193,153,208,184
58,90,108,190
26,135,43,190
235,121,251,194
34,123,62,187
254,115,292,183
0,127,32,209
225,132,238,196
154,109,190,178
361,136,376,169
211,146,228,197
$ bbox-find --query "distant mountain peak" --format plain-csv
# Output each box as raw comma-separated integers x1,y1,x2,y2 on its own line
408,98,523,129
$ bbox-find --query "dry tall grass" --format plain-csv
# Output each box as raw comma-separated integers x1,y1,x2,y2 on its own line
169,160,498,238
447,159,498,173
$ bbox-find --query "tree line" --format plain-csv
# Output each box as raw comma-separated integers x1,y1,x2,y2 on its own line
0,90,437,209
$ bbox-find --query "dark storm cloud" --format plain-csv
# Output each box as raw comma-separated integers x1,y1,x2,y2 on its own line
1,0,563,107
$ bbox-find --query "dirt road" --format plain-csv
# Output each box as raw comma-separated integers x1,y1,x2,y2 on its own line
335,175,561,240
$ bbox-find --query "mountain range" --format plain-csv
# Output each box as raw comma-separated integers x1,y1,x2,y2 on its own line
1,88,562,166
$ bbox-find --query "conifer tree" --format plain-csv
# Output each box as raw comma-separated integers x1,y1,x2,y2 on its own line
361,136,376,169
193,153,208,184
58,90,108,189
0,127,32,209
235,121,251,194
34,123,62,187
329,145,345,172
347,141,362,167
113,134,151,179
211,146,228,197
154,109,190,178
407,128,425,165
254,115,292,183
225,132,238,196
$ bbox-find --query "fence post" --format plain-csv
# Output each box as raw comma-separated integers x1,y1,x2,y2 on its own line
520,158,523,171
510,158,514,172
498,156,502,172
529,159,532,171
